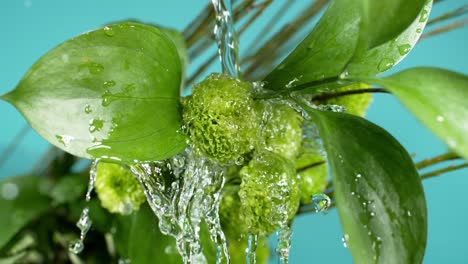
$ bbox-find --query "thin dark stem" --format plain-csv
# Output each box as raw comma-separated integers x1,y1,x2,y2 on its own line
420,163,468,180
415,152,461,169
427,4,468,26
312,88,390,102
297,160,326,173
421,18,468,40
0,123,30,170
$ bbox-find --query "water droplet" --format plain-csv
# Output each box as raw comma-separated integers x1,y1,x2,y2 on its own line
103,26,115,37
436,115,444,122
103,80,116,88
56,135,74,147
397,44,412,56
318,104,347,113
102,90,113,106
448,139,457,148
419,9,429,22
61,54,69,63
377,58,395,72
342,234,350,248
89,119,104,133
340,71,349,79
416,28,422,34
86,160,100,201
407,210,412,217
1,182,19,200
68,239,84,254
84,104,92,114
310,194,331,213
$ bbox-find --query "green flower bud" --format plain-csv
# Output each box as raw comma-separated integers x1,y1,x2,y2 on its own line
295,153,328,204
182,74,258,165
324,83,372,116
219,184,248,239
95,162,146,215
239,151,300,235
256,101,303,160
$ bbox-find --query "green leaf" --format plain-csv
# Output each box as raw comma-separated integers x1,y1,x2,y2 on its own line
365,67,468,159
304,107,427,264
358,0,427,49
49,174,88,204
347,1,432,76
114,204,217,264
261,0,430,92
1,21,186,163
0,175,51,249
262,0,361,91
160,27,188,88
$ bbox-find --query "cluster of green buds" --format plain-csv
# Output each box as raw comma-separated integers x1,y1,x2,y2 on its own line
94,162,146,215
183,74,334,237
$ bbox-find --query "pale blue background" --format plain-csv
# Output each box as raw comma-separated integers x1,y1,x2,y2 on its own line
0,0,467,263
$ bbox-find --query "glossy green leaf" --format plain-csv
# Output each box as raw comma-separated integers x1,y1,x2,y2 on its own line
263,0,361,91
0,21,186,163
114,204,216,264
347,1,432,76
160,27,188,87
365,67,468,159
304,107,427,264
0,175,51,248
358,0,427,49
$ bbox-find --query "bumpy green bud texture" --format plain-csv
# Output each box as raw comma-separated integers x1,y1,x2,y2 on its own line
239,151,300,235
95,162,146,215
324,83,372,116
219,184,248,239
182,73,258,165
256,101,303,160
295,153,328,204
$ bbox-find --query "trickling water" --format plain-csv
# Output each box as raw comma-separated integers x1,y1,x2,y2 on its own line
129,149,229,264
211,0,240,77
308,194,332,213
69,159,99,254
276,226,292,264
245,233,258,264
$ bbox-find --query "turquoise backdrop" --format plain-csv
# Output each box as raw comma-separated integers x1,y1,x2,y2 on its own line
0,0,467,263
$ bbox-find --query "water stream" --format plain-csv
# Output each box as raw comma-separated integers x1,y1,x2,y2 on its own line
129,149,229,264
69,159,100,254
211,0,240,77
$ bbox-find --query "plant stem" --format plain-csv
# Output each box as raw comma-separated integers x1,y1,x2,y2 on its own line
427,4,468,26
421,18,468,40
0,123,30,170
311,88,390,102
415,152,461,169
420,163,468,180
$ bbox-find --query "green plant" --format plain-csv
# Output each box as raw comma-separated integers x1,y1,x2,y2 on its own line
0,1,467,264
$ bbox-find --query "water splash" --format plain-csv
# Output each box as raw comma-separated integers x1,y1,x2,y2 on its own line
276,226,292,264
69,159,99,254
211,0,240,77
245,233,258,264
130,149,229,264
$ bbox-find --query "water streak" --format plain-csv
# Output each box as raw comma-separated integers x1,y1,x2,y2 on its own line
69,159,99,254
276,226,292,264
245,233,258,264
211,0,240,77
130,149,229,264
